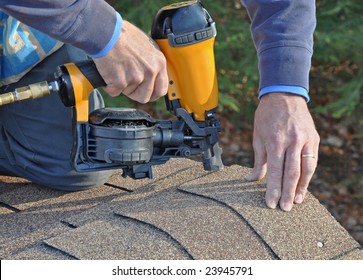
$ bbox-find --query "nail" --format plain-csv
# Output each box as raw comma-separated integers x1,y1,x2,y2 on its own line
245,174,254,182
294,193,303,204
281,201,293,212
266,200,278,209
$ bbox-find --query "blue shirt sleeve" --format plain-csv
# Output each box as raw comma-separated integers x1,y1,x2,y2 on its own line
88,12,123,58
259,85,310,102
241,0,316,97
0,0,120,56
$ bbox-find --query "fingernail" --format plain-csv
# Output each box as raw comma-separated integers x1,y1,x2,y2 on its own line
294,194,304,204
267,200,278,209
281,202,293,212
245,175,253,182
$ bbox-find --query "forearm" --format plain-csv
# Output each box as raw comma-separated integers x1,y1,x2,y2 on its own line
240,0,316,93
0,0,121,56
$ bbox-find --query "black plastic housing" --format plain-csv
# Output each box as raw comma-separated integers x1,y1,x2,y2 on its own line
151,0,216,47
87,108,156,164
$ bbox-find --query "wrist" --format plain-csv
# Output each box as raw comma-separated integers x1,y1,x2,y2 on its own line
259,92,309,110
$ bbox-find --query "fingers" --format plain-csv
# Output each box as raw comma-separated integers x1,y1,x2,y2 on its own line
248,93,320,212
265,144,318,212
150,70,169,102
249,135,318,212
279,146,302,211
264,145,285,210
247,132,290,210
94,21,168,104
264,143,318,212
294,145,318,204
118,67,168,103
122,56,168,103
101,56,168,103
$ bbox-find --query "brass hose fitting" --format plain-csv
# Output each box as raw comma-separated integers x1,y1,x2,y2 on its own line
0,81,58,106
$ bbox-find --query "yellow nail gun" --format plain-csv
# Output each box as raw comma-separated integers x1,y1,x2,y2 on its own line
0,0,224,179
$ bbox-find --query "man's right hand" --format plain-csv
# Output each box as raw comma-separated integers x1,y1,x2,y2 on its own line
93,20,169,103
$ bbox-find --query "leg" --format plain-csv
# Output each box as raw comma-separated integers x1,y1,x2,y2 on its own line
0,45,114,191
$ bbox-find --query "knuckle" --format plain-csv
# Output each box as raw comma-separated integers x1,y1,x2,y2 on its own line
144,66,154,78
104,86,120,97
268,133,283,145
266,186,281,199
154,89,166,99
285,166,300,180
268,165,283,180
138,99,148,104
129,72,143,85
289,131,300,142
133,93,149,104
136,88,153,104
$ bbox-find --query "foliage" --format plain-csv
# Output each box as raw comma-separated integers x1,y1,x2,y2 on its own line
312,0,363,118
105,0,363,123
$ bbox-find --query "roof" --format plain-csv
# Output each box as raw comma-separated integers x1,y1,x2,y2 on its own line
0,158,362,260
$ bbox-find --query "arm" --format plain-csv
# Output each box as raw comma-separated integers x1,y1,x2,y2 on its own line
241,0,315,94
241,0,320,211
0,0,168,102
0,0,116,56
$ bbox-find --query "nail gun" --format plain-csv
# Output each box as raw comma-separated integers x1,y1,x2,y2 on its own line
0,0,224,179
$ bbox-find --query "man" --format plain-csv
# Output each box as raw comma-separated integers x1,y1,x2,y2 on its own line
0,0,319,211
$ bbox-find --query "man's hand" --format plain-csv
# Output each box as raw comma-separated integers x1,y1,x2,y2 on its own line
93,20,168,103
246,93,320,211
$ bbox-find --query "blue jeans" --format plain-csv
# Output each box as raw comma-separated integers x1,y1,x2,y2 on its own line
0,45,114,191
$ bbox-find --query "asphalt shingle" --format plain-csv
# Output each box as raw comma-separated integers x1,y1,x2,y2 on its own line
62,158,208,227
0,223,70,259
0,158,362,260
113,189,275,259
0,176,126,257
179,165,361,260
45,219,191,260
8,243,75,260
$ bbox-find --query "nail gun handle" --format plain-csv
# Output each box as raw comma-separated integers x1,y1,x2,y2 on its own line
56,59,106,109
75,60,106,89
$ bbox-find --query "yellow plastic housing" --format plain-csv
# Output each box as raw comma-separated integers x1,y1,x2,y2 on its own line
156,37,218,121
64,63,94,122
